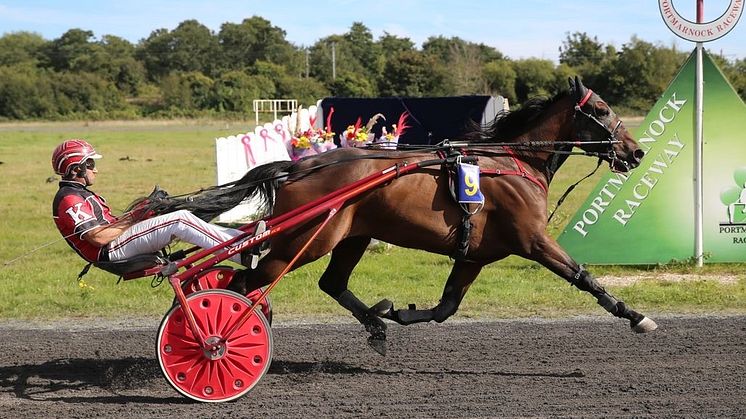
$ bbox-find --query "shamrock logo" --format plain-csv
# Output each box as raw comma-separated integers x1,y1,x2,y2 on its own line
719,166,746,224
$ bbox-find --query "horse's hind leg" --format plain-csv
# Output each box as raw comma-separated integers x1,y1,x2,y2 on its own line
379,259,483,325
317,236,390,354
530,234,657,333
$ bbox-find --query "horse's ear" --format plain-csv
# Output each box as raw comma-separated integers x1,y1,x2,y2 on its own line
573,76,587,103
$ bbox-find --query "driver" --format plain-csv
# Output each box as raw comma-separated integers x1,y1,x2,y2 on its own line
51,139,251,267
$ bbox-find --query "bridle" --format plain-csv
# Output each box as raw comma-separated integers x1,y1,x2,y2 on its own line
572,88,628,173
544,89,630,223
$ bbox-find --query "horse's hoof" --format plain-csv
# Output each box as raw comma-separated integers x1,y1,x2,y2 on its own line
367,335,387,356
631,316,658,333
370,299,394,317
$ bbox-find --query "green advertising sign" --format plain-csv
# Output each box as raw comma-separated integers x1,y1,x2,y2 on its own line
558,50,746,264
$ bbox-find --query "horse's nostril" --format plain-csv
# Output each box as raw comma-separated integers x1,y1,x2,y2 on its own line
633,149,645,161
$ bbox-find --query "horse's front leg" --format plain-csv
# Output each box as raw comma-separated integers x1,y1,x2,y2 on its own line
529,233,657,333
378,259,483,325
317,237,391,355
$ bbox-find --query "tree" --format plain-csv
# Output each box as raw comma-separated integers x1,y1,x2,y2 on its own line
422,35,462,62
422,36,504,95
98,35,145,95
558,32,616,89
307,24,381,94
160,71,214,110
446,41,489,94
604,37,685,111
308,35,341,84
137,20,220,80
379,50,452,97
277,76,329,107
0,31,47,66
378,32,415,56
211,70,256,112
50,71,127,115
483,60,517,103
329,71,376,97
218,16,298,73
559,32,605,67
211,70,279,112
511,58,557,102
343,22,382,79
308,34,375,93
0,65,55,119
40,29,100,72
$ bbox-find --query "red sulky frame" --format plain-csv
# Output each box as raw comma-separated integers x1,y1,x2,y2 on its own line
118,158,440,402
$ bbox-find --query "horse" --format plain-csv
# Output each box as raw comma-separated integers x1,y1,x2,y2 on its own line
155,77,656,354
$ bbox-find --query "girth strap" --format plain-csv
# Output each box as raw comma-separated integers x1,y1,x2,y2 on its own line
440,149,480,260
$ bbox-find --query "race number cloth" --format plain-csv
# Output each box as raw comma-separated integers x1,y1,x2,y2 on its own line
456,162,484,204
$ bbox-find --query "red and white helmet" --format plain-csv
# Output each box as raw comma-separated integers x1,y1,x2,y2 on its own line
51,139,102,176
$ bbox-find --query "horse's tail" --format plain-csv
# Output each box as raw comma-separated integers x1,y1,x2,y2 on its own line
141,160,294,222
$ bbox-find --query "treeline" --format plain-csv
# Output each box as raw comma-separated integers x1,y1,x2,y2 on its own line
0,17,744,120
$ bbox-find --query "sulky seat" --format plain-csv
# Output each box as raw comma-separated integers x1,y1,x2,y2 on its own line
94,253,169,276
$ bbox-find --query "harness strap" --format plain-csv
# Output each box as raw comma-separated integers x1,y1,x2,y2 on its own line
77,262,92,281
480,147,547,194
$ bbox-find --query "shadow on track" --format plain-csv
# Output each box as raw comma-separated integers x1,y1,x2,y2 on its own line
0,358,185,404
0,357,585,404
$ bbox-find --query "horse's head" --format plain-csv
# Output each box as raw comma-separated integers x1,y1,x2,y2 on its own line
569,77,644,172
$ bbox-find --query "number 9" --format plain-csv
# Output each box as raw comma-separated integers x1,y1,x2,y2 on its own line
464,174,478,196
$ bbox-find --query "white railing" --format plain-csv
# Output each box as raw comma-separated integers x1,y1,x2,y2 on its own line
252,99,298,125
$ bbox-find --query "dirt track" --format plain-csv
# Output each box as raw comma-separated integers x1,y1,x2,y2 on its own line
0,315,744,418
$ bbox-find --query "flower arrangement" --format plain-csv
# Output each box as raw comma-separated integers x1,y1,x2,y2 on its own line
341,113,384,148
313,107,337,153
290,129,314,150
285,108,411,157
288,106,337,160
288,109,318,160
375,111,410,150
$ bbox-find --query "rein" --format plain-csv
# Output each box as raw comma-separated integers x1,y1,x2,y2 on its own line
547,158,602,224
160,137,616,205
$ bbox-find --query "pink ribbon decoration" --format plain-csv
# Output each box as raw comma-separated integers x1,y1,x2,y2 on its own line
274,123,288,141
259,128,271,152
240,135,256,166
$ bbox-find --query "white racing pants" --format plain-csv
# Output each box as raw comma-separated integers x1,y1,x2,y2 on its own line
106,210,243,264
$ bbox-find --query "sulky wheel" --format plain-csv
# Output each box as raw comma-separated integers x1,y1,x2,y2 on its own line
183,267,273,325
182,266,234,295
246,287,273,325
156,289,273,403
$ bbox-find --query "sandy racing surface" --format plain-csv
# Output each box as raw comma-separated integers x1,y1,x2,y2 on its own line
0,315,744,418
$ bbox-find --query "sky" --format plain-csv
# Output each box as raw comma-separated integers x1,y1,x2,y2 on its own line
0,0,744,63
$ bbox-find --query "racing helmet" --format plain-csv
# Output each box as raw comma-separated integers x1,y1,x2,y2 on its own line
51,139,102,176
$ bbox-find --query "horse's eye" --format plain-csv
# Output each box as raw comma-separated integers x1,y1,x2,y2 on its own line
595,104,610,117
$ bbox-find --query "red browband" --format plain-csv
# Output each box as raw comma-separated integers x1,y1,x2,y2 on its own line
578,89,593,107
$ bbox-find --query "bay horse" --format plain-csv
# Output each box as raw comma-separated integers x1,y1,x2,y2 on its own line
158,77,656,354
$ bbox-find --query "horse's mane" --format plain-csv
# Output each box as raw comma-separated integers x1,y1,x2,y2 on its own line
466,90,568,142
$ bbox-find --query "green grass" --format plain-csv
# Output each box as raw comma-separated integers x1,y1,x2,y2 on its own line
1,120,744,321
